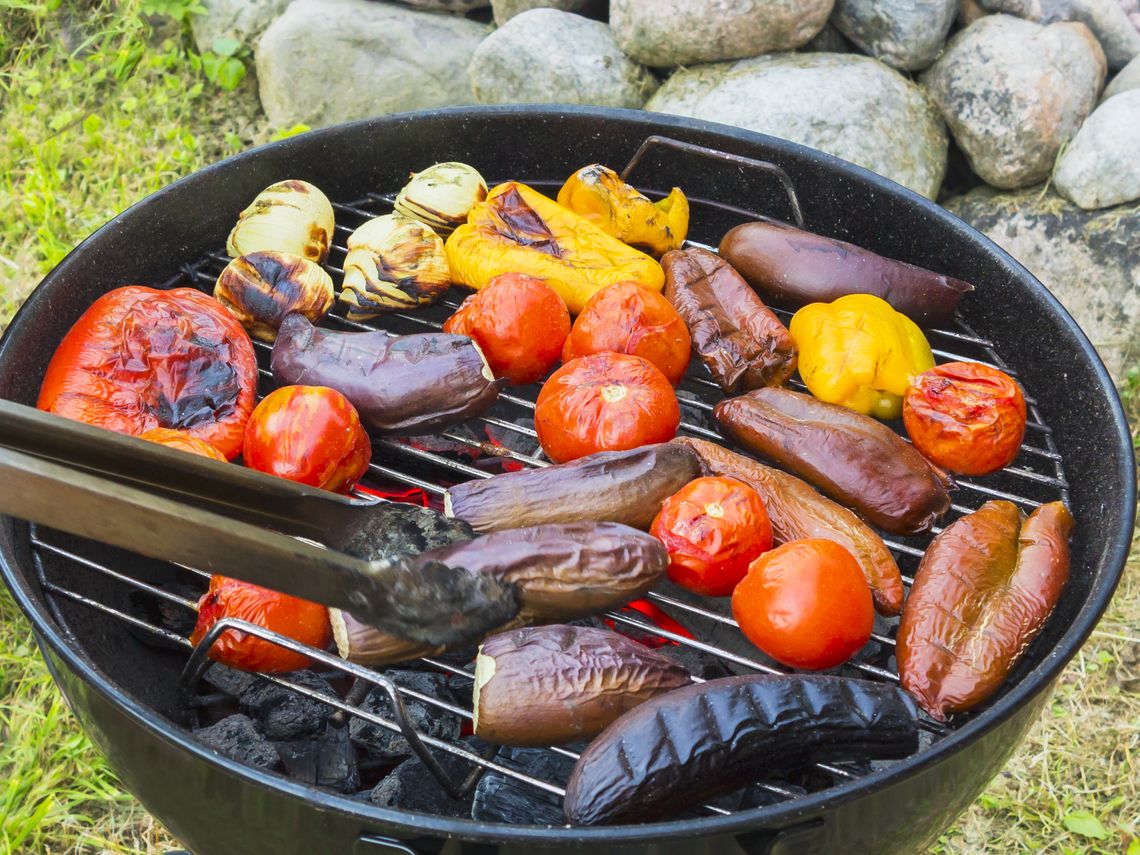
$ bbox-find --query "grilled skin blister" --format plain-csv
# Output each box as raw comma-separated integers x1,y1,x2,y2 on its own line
714,387,952,535
673,437,904,615
719,220,973,328
563,674,919,825
897,500,1074,721
271,313,501,436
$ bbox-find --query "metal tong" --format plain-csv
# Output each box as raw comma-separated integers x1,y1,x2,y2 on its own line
0,400,519,645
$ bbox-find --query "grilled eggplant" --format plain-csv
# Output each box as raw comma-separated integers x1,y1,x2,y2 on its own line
714,388,951,535
719,221,973,328
444,442,701,533
472,625,691,747
673,437,904,615
271,314,501,435
563,674,919,825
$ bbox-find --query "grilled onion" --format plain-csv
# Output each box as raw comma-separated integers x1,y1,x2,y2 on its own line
226,179,335,264
394,161,488,237
214,251,334,342
339,213,451,319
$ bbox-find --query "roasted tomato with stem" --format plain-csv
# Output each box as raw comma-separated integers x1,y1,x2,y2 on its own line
243,385,371,492
140,427,226,461
903,361,1027,476
534,353,680,464
732,539,873,670
190,575,331,673
562,281,691,385
651,476,772,596
443,273,570,385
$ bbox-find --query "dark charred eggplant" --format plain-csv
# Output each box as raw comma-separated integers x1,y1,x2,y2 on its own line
563,674,919,825
472,624,691,747
673,437,904,615
271,313,501,435
444,442,702,532
661,247,797,393
714,388,951,535
897,500,1074,721
719,221,973,328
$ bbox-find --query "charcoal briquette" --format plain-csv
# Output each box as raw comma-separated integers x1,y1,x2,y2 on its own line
471,746,574,826
369,740,482,818
275,722,360,793
349,671,460,761
193,714,280,771
339,504,473,563
241,670,336,740
202,662,262,698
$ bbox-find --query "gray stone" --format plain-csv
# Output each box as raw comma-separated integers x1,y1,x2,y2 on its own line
1054,90,1140,208
647,52,947,199
1103,53,1140,98
610,0,834,67
978,0,1140,68
921,15,1106,189
395,0,490,11
944,186,1140,381
491,0,598,25
833,0,958,70
255,0,488,127
190,0,292,55
470,9,657,108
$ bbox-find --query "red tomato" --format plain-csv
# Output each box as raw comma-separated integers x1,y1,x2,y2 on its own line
190,575,331,673
37,286,258,459
562,282,691,385
732,539,873,670
140,427,227,461
903,362,1026,476
651,476,773,596
243,385,371,492
534,353,680,463
443,273,570,385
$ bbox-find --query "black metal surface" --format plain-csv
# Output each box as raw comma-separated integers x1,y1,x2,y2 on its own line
0,106,1134,855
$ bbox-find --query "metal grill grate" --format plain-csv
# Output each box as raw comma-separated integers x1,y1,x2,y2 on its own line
27,170,1070,823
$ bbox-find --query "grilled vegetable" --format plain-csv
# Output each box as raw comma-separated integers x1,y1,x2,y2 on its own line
140,428,226,461
535,353,680,463
897,500,1074,721
37,286,258,460
226,179,335,264
719,220,973,327
790,294,935,421
903,362,1027,476
556,164,688,257
673,437,904,616
473,625,691,747
715,388,951,535
444,442,702,533
394,161,488,238
340,214,451,318
214,251,334,342
445,182,664,314
271,314,501,436
563,674,919,825
331,521,668,666
661,247,797,394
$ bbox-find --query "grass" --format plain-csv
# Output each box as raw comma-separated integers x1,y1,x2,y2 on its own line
0,4,1137,853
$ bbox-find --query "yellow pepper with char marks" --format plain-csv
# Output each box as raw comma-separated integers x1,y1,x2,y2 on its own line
557,164,688,257
790,294,934,420
445,182,664,315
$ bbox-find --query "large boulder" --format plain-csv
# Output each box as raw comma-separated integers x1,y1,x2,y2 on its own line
921,15,1106,189
490,0,602,25
646,52,948,199
832,0,958,70
609,0,833,67
190,0,292,54
944,186,1140,382
977,0,1140,69
469,9,658,108
255,0,488,127
1103,53,1140,99
1054,90,1140,208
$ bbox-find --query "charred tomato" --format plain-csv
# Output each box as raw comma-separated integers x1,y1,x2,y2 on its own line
243,385,371,492
732,539,873,670
190,575,331,673
37,286,258,459
140,427,227,461
443,273,570,385
903,361,1026,476
561,282,691,385
651,476,772,596
534,353,680,464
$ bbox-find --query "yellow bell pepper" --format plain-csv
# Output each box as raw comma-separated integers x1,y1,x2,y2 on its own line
445,181,664,314
789,294,934,420
556,164,689,257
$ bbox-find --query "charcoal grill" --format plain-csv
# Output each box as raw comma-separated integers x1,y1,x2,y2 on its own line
0,107,1134,855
